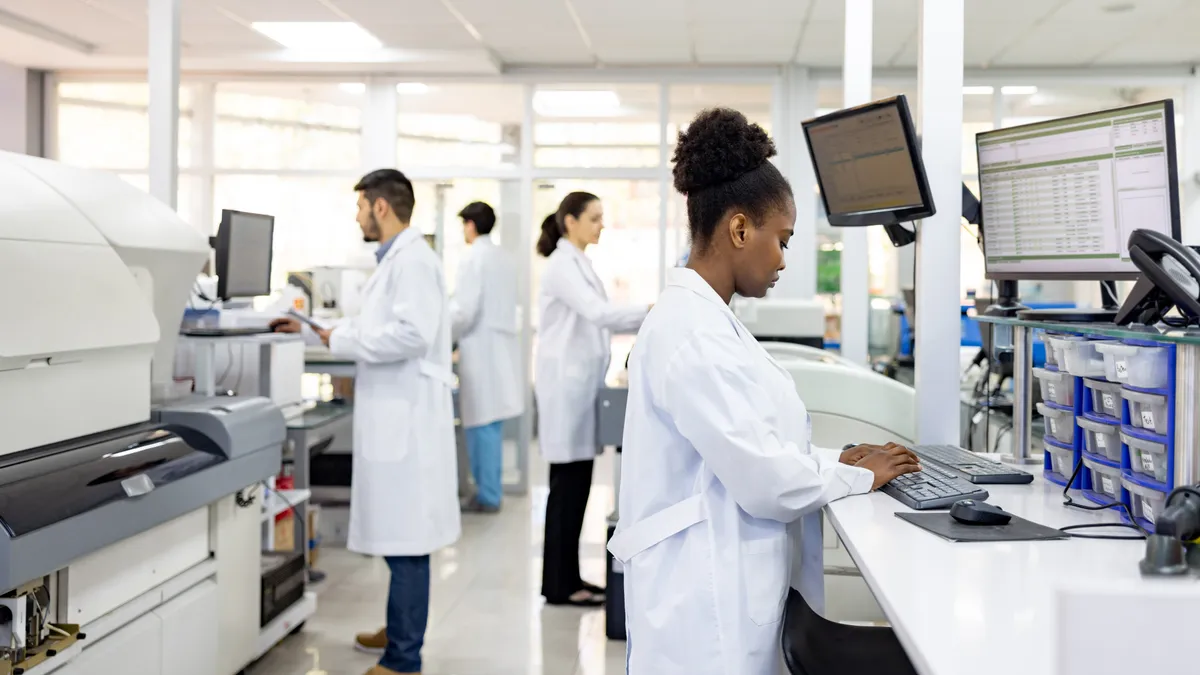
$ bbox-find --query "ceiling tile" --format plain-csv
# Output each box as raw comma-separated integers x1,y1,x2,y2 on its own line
214,0,340,22
597,45,693,64
450,0,572,24
372,23,480,49
328,0,457,23
992,20,1129,66
572,0,686,23
794,19,841,66
687,0,812,23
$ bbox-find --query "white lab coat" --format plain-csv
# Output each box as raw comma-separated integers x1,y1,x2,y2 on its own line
609,267,874,675
450,235,524,428
534,238,648,464
327,227,461,557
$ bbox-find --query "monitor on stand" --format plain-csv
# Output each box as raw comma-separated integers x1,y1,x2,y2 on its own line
975,100,1182,322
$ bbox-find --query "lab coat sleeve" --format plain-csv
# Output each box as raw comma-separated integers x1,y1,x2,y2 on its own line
327,259,442,364
449,252,482,340
545,261,648,333
659,331,875,522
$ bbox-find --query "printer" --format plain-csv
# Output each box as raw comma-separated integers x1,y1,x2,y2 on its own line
0,152,284,675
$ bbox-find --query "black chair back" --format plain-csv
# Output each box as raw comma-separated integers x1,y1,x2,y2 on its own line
781,588,919,675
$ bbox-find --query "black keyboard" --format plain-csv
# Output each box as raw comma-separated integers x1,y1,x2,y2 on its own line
881,463,990,510
911,444,1034,485
181,327,273,337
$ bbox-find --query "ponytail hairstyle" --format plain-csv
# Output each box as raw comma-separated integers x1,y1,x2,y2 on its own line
535,191,599,257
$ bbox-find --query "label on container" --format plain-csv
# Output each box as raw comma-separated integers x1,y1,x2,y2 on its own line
1144,500,1157,523
1100,476,1115,495
1102,393,1116,411
1115,360,1129,380
1140,409,1156,429
1095,433,1107,449
1048,418,1057,434
1141,451,1156,474
1047,384,1057,399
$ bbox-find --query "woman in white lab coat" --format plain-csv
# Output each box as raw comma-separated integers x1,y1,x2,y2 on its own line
534,191,650,606
609,109,920,673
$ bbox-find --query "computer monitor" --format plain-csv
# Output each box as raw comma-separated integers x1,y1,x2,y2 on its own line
802,95,936,233
214,209,275,300
976,100,1181,281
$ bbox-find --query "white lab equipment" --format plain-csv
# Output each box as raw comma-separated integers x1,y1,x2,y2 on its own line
0,151,290,675
732,296,826,347
309,265,373,320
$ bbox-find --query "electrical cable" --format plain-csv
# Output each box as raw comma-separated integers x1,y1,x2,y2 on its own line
1057,455,1147,540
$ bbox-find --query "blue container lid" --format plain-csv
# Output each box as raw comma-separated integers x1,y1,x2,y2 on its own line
1044,436,1073,451
1082,451,1120,469
1121,424,1170,445
1081,411,1120,426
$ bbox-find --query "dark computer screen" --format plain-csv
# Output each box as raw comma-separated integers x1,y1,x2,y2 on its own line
214,209,275,300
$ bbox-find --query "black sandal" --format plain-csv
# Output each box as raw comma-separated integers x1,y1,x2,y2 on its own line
546,590,605,607
581,582,606,595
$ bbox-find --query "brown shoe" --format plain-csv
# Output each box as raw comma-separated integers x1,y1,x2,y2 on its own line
353,627,386,655
364,666,417,675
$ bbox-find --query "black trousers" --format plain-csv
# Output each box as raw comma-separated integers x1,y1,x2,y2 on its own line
541,458,595,602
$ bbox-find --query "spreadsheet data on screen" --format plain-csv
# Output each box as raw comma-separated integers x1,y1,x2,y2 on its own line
808,104,924,217
978,103,1174,277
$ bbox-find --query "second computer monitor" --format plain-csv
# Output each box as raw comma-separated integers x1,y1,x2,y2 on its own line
215,209,275,300
976,100,1181,280
802,95,935,227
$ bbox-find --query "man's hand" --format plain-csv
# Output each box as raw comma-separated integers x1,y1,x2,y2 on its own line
269,317,302,334
315,327,333,346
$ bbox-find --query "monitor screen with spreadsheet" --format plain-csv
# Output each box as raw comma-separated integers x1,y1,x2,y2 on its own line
803,95,935,228
976,100,1181,281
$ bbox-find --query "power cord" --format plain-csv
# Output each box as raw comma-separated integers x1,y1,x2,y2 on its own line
1058,456,1147,540
236,484,260,508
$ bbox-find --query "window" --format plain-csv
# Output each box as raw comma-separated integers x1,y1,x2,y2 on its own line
57,82,192,170
668,83,773,146
534,84,661,168
396,84,524,168
214,82,361,171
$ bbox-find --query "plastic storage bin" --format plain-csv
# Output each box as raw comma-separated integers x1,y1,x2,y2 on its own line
1123,477,1168,525
1032,368,1075,407
1077,416,1122,463
1046,336,1107,378
1122,430,1169,484
1040,332,1060,368
1083,378,1123,419
1083,456,1122,501
1036,402,1076,444
1094,342,1170,390
1045,441,1074,476
1122,389,1169,435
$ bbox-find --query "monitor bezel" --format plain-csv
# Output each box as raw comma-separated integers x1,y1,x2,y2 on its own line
976,98,1181,282
802,95,936,228
214,208,275,301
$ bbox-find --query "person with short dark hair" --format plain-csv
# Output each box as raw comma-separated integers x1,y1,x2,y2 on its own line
451,201,522,513
271,168,460,675
534,191,652,606
608,109,919,673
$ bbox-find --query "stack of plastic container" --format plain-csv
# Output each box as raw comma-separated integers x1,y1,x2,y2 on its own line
1038,333,1095,487
1094,341,1175,530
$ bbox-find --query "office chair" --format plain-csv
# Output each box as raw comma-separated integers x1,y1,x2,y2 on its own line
781,589,918,675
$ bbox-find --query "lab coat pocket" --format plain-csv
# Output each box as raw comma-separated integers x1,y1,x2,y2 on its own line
741,537,788,626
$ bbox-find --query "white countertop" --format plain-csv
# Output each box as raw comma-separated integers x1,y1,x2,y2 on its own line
825,473,1147,675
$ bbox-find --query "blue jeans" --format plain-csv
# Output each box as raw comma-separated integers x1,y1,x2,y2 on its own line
466,420,504,507
381,555,430,673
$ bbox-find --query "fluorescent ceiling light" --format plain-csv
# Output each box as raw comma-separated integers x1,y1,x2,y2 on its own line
252,22,382,50
1001,85,1038,96
396,82,430,95
339,82,366,95
963,86,995,95
534,90,620,117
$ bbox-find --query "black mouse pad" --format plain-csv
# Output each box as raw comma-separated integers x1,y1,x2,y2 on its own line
895,512,1069,542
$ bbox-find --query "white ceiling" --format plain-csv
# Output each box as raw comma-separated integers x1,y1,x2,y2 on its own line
0,0,1198,72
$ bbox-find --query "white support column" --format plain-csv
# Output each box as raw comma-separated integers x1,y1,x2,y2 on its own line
773,65,819,300
840,0,873,363
658,82,670,291
361,78,398,170
191,82,215,234
1182,73,1200,245
0,61,30,154
515,83,536,496
915,0,965,445
147,0,181,208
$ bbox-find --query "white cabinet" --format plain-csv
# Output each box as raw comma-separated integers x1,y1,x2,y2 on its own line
66,613,162,675
154,580,218,675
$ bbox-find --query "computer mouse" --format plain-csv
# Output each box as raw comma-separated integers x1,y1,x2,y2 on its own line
950,500,1012,526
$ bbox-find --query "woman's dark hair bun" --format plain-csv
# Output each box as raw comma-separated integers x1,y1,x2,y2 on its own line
672,108,776,195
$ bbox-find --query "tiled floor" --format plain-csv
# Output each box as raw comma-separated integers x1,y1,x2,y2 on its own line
246,454,625,675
